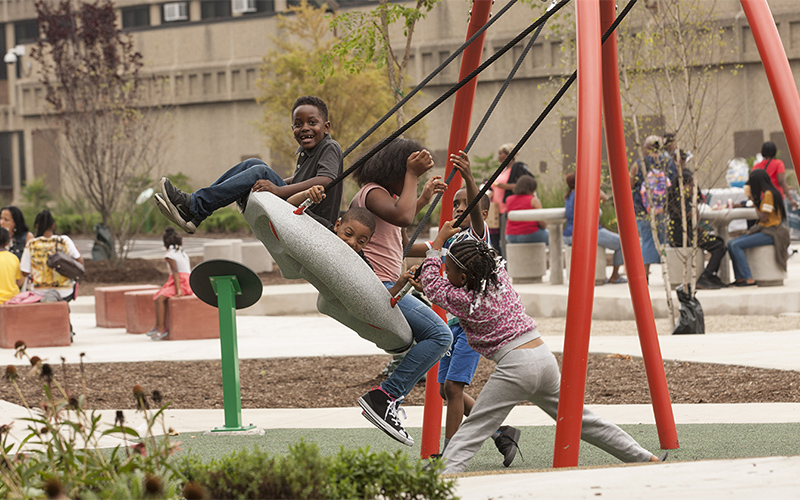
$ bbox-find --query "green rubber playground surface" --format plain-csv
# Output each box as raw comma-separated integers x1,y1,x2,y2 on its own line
169,423,800,472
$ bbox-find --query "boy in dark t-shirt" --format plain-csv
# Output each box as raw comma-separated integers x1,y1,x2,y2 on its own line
155,95,343,233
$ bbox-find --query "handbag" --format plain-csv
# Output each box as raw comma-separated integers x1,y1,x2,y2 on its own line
47,237,86,281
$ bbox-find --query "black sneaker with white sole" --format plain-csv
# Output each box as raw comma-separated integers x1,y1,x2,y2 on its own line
154,177,199,234
358,387,414,446
494,425,521,467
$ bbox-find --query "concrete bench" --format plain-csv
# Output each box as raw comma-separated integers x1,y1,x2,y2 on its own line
745,244,787,287
506,242,547,284
0,301,71,348
124,290,158,334
565,245,607,285
95,285,160,328
241,241,273,273
203,239,243,263
666,247,706,287
165,295,220,341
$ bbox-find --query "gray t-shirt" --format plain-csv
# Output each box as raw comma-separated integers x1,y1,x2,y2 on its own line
293,134,343,226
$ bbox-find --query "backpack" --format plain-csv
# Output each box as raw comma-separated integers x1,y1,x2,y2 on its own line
640,166,671,214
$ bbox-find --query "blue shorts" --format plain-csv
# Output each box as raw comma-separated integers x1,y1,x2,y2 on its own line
437,323,481,384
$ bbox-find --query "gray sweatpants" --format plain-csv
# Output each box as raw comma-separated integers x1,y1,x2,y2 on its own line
442,343,654,473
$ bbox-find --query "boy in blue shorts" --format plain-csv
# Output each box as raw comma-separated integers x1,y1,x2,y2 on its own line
410,151,521,465
155,95,343,233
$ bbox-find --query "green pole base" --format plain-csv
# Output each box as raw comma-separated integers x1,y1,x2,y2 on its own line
210,424,257,433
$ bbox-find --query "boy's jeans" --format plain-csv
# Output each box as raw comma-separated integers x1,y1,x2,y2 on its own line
190,158,286,221
381,282,452,399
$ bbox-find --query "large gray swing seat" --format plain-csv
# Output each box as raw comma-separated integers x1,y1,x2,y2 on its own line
244,192,413,353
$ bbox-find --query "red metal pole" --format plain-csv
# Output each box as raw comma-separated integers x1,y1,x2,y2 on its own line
552,0,603,468
420,0,493,459
599,0,679,450
740,0,800,171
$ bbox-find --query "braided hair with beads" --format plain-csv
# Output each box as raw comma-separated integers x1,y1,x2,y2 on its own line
448,239,503,313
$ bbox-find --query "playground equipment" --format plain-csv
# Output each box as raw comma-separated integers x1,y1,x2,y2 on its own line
243,0,800,468
190,259,263,432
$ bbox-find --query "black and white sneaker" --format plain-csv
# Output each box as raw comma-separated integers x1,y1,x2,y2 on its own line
358,386,414,446
155,177,199,234
494,425,521,467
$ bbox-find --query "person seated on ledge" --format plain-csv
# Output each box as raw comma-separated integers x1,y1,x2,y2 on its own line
563,172,626,284
727,169,790,287
667,168,726,290
505,175,549,245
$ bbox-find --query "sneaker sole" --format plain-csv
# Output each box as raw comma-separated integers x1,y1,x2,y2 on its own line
357,397,414,446
154,191,197,234
502,427,521,467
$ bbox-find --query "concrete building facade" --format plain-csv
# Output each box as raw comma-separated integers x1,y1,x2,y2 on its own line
0,0,798,203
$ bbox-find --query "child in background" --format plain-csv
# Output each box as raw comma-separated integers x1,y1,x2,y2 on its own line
505,175,549,245
408,151,521,465
350,137,452,447
0,228,21,303
416,227,664,473
149,228,193,341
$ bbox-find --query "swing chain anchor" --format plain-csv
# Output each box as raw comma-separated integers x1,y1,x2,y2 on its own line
390,281,414,308
293,197,314,215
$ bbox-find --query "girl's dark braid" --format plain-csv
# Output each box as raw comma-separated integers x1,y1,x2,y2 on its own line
449,240,500,296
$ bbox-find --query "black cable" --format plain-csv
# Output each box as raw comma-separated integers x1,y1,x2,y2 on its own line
450,0,639,230
402,10,549,258
322,0,572,195
342,0,521,159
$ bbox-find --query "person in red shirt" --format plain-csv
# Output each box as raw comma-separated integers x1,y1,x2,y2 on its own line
752,141,798,210
505,175,549,244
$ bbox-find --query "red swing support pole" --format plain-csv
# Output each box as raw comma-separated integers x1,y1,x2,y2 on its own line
552,0,603,468
419,0,493,460
599,0,678,451
740,0,800,171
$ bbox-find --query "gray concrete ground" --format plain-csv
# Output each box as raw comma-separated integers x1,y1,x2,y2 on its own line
3,238,800,498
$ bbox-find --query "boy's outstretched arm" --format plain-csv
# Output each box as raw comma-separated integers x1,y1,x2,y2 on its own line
450,151,485,239
286,185,326,207
252,175,333,199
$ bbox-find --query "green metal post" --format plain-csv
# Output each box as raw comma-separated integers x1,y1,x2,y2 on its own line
209,275,255,432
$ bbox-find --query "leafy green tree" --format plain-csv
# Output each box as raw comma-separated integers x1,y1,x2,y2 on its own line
321,0,440,128
256,0,396,203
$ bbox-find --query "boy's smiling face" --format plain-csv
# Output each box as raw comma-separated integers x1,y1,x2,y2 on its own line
292,104,330,150
334,218,373,253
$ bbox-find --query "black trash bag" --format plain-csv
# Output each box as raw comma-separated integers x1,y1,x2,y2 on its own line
672,285,705,335
92,223,114,261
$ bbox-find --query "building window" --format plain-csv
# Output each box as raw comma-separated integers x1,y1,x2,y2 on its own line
121,5,150,29
233,0,274,14
202,0,232,19
0,133,12,190
14,20,39,45
163,2,190,23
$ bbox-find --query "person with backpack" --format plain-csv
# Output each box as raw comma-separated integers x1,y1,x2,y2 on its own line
630,135,676,279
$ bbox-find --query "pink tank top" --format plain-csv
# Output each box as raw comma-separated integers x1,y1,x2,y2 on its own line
492,167,511,214
350,183,403,282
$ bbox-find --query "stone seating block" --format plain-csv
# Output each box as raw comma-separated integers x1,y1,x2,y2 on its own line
95,285,160,328
506,243,547,283
166,295,219,341
124,290,158,334
565,245,607,285
241,241,273,273
203,239,243,263
745,245,787,286
666,247,706,287
0,302,71,348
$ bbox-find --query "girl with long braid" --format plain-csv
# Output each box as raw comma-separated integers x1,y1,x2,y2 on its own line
415,222,664,473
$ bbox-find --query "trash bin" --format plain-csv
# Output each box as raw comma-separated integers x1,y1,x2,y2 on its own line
92,223,114,261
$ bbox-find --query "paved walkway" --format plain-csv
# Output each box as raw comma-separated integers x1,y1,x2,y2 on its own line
3,239,800,498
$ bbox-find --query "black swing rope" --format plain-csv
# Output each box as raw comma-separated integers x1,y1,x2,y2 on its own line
294,0,572,216
402,2,554,259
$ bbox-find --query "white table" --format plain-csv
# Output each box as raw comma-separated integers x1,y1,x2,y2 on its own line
506,208,567,284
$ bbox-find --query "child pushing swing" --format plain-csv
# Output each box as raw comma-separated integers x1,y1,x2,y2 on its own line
413,222,666,473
